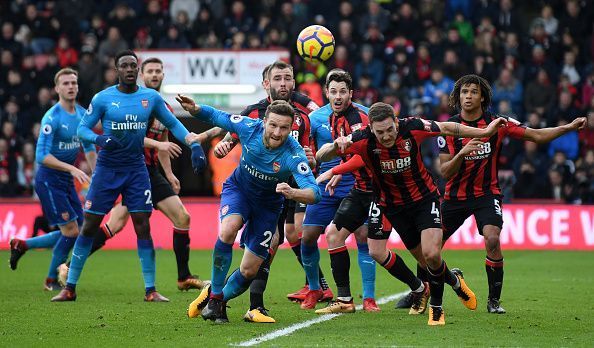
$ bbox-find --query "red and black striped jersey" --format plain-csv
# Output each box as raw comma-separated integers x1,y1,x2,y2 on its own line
239,97,312,148
343,117,442,206
143,102,172,167
291,91,320,114
439,112,527,201
330,103,373,192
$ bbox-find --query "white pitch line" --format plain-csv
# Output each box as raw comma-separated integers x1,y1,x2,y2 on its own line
233,290,410,347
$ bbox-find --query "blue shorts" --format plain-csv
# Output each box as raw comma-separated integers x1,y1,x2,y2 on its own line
85,165,152,215
35,169,83,227
303,182,348,228
220,180,282,259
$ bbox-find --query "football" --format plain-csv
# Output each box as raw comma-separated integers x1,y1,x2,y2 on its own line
296,25,335,63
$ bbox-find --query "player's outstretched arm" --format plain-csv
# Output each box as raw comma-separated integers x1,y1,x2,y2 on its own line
437,117,506,139
439,139,485,180
522,117,586,143
176,94,246,136
276,183,320,204
316,135,352,162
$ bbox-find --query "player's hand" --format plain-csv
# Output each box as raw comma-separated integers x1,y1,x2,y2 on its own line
484,117,507,137
315,169,333,184
568,117,587,131
185,132,206,146
191,144,207,174
276,182,294,199
156,141,182,158
166,173,181,194
214,141,234,159
325,174,342,196
175,94,200,114
96,135,122,150
333,135,352,153
70,167,90,184
459,138,484,156
303,146,316,167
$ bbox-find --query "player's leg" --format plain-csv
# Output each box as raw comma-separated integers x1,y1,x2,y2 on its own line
157,195,206,290
51,166,122,302
475,195,506,313
245,231,278,323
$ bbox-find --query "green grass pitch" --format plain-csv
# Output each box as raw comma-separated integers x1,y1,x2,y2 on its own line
1,249,593,347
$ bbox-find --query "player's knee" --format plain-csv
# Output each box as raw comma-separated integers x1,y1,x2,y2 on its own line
484,233,501,253
422,247,441,266
239,264,259,279
60,221,79,237
368,247,384,262
174,209,191,229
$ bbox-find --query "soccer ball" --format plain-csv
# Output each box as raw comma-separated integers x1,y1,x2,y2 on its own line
296,25,335,63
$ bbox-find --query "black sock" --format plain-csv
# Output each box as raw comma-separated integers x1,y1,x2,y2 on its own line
443,263,459,288
329,246,351,299
89,225,110,255
485,256,504,300
250,255,271,310
427,261,446,307
381,251,422,291
417,263,429,283
173,227,191,280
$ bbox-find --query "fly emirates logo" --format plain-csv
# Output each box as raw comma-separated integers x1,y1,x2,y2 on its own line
58,136,81,150
112,114,147,131
243,163,278,182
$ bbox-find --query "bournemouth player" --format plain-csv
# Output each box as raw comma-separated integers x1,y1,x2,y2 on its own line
439,74,587,314
316,102,505,325
51,50,206,302
178,97,321,323
56,57,207,291
9,68,96,290
299,70,377,311
307,70,379,313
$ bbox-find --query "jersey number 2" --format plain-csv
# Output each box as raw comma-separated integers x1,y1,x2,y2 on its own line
144,189,152,204
260,231,273,248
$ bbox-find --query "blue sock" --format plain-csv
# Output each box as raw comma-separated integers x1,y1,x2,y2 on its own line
137,239,156,292
47,235,76,279
222,268,252,301
26,230,61,249
211,238,233,295
65,235,94,290
301,242,320,290
357,243,376,299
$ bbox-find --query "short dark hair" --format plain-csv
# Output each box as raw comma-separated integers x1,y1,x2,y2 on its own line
326,68,345,84
265,100,295,120
114,50,138,67
141,57,163,72
266,61,293,80
368,102,396,123
325,70,352,90
448,74,492,111
54,68,78,85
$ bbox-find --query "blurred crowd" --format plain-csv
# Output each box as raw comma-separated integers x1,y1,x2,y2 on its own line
0,0,593,203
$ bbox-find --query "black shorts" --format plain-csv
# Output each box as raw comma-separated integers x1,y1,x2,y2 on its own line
368,195,442,250
441,194,503,241
333,189,374,232
284,199,307,224
148,165,176,208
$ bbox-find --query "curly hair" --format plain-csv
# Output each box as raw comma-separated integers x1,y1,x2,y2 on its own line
448,74,492,111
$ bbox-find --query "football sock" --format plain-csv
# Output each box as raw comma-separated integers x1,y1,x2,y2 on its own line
417,263,429,283
329,245,351,299
25,230,61,249
211,238,233,296
137,239,156,292
47,235,76,279
444,263,460,289
173,227,191,280
291,239,327,288
381,250,422,291
65,234,94,291
357,243,376,299
249,255,271,309
223,268,253,302
485,256,504,300
427,261,446,307
301,242,320,290
89,224,112,255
